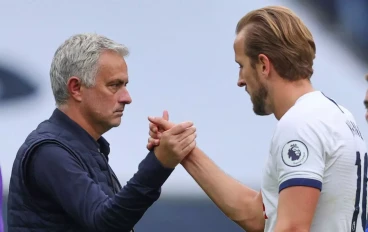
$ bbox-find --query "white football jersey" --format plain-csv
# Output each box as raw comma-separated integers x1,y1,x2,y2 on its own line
261,91,368,232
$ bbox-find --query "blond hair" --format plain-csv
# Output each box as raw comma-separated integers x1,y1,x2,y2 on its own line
236,6,316,81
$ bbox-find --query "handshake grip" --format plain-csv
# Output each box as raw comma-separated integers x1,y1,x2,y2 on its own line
147,115,197,169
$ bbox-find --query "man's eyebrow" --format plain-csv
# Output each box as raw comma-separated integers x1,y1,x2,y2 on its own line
109,75,129,81
107,79,129,85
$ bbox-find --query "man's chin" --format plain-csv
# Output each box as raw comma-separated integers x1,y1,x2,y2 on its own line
253,108,271,116
110,118,122,127
252,103,273,116
254,112,272,116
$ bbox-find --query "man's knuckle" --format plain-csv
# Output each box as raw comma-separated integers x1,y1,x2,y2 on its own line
162,131,169,137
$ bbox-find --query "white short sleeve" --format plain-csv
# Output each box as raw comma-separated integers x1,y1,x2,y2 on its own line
274,118,326,193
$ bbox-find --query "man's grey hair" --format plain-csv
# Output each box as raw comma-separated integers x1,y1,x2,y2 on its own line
50,33,129,106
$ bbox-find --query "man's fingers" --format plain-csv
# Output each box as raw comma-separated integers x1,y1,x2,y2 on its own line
149,122,161,135
147,142,154,151
149,123,158,133
168,121,194,135
148,137,160,146
177,126,196,142
148,116,172,130
149,130,161,139
180,136,197,155
146,140,154,150
162,110,169,121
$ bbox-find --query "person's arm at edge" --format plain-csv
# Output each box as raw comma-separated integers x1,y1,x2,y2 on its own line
181,147,265,232
28,144,173,232
0,167,3,232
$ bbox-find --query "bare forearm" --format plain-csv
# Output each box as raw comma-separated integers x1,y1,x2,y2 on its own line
181,147,264,230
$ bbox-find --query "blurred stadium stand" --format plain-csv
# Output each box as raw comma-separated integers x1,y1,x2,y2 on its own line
299,0,368,64
0,0,367,231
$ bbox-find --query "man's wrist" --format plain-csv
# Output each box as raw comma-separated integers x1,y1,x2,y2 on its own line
181,147,199,165
131,151,174,189
153,147,179,169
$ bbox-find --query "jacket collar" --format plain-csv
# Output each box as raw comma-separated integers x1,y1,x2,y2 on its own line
49,108,110,157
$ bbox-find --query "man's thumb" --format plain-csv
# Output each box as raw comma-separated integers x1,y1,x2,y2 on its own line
162,110,169,121
148,116,171,130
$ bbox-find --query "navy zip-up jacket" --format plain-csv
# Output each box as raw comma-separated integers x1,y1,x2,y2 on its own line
7,109,173,232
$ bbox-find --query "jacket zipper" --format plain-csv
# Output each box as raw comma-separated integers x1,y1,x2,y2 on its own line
97,149,133,231
98,149,118,194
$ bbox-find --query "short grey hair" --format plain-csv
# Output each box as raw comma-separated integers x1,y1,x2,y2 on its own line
50,33,129,106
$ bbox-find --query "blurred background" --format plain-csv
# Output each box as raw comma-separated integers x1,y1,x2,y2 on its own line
0,0,367,231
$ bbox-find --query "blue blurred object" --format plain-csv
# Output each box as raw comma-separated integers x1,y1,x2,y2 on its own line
301,0,368,62
0,65,37,103
334,0,368,53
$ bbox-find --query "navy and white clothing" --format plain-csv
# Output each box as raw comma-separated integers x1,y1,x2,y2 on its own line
262,91,368,232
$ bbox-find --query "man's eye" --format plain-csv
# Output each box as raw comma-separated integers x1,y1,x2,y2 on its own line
111,83,122,88
109,84,121,91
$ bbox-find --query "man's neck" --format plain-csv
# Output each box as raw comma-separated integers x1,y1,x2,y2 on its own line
271,79,315,120
58,105,101,140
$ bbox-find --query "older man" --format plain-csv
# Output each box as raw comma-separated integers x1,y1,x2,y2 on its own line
7,33,197,232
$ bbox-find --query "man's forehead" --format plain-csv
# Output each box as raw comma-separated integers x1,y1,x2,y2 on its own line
235,24,252,43
234,33,245,47
234,34,246,58
97,53,128,80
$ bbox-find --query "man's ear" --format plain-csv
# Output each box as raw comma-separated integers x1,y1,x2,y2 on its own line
258,54,270,78
67,76,83,102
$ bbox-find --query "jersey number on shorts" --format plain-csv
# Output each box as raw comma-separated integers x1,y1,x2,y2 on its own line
352,151,368,232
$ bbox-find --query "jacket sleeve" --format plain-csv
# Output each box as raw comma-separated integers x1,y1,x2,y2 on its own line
27,143,173,232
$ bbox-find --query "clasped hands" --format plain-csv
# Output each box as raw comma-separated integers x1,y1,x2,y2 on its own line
146,110,197,169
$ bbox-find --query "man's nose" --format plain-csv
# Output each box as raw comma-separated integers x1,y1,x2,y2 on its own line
237,79,245,87
118,88,132,104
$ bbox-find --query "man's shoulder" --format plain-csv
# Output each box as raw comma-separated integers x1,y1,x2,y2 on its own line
22,117,81,152
276,109,318,134
272,106,330,150
33,142,69,153
27,143,84,182
22,119,59,142
277,97,352,133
